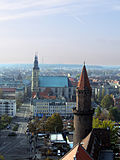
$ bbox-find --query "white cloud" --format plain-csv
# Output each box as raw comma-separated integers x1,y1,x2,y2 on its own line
0,0,119,22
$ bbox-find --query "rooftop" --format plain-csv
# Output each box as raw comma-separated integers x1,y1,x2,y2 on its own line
60,143,93,160
39,76,69,87
77,65,91,91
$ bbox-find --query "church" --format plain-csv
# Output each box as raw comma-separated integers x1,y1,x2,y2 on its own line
31,55,112,159
31,55,76,101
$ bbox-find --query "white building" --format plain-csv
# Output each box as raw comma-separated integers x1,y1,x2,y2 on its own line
0,99,16,117
31,99,76,117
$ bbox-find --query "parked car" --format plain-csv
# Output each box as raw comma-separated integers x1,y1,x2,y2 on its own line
8,132,17,136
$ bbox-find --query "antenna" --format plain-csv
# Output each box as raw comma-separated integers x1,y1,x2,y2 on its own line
35,51,38,57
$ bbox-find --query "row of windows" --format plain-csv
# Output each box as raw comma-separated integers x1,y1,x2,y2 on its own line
0,107,14,109
0,105,15,107
0,109,14,111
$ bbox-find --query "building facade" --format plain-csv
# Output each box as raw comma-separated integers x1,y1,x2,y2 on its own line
31,99,76,117
31,56,76,102
73,64,94,146
0,99,16,117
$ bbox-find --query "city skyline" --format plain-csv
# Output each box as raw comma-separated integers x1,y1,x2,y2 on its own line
0,0,120,65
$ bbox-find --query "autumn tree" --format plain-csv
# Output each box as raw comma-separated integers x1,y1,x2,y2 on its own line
46,113,63,133
37,115,47,133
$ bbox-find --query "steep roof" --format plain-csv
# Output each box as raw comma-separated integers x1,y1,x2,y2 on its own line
77,65,91,90
61,143,93,160
39,76,68,87
81,132,92,150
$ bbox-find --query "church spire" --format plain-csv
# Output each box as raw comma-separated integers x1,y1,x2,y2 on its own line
77,64,91,91
33,55,39,70
31,55,40,94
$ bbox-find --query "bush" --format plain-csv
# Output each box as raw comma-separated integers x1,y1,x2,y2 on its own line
101,95,114,110
12,124,19,131
0,154,5,160
93,117,119,144
0,115,12,130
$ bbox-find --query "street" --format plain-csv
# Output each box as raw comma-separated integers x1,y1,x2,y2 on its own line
0,102,31,160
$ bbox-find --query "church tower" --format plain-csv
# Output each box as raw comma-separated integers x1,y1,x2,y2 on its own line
31,55,39,94
73,64,94,146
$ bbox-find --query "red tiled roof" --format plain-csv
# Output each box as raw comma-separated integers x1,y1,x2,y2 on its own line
69,78,78,87
41,95,56,99
77,65,91,91
40,88,52,97
32,92,37,98
61,143,93,160
76,144,93,160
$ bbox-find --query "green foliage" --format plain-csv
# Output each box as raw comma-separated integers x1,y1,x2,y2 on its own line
0,88,3,99
28,113,63,134
0,154,5,160
95,106,101,117
37,115,47,133
16,93,24,108
0,115,12,129
12,124,19,131
46,113,63,133
109,106,120,121
1,114,12,123
93,117,119,144
101,88,105,99
28,120,38,133
101,94,114,110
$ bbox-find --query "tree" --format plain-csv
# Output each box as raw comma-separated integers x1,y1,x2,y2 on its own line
109,106,120,121
28,113,63,134
28,121,37,133
16,93,24,108
1,115,12,124
95,106,101,117
0,88,3,99
37,115,47,133
0,115,12,129
93,117,119,144
46,113,63,133
101,94,114,110
28,115,47,133
0,155,4,160
101,88,105,100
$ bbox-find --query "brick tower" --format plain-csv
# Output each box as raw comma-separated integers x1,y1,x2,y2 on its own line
73,64,94,146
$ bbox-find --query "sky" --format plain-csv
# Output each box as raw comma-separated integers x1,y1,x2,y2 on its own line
0,0,120,65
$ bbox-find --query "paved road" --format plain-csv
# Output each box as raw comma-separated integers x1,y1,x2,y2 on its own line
0,102,31,160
